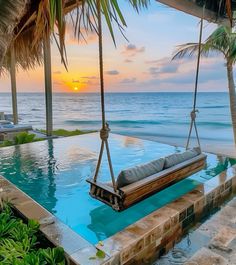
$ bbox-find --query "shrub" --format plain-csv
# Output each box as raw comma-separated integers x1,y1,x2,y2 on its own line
0,202,66,265
0,132,37,148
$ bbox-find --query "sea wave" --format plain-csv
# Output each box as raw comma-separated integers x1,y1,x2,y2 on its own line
65,119,232,128
65,120,163,126
200,105,228,109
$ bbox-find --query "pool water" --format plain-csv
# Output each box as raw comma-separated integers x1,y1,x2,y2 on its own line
0,133,235,244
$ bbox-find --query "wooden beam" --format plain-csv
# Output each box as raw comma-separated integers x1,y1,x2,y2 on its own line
10,45,18,125
43,37,53,137
156,0,230,25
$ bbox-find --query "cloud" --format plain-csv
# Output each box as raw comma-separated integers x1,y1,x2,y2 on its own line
146,57,180,77
106,70,119,75
122,44,145,57
120,78,137,84
145,60,159,64
53,81,63,85
72,79,80,83
132,55,227,92
53,71,62,75
124,59,133,63
81,76,98,80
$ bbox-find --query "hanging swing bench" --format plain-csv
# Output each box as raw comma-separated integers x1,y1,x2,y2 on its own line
87,148,206,211
87,1,207,212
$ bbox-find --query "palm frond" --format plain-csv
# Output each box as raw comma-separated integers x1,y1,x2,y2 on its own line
69,0,150,45
172,25,236,61
1,0,150,73
172,43,200,60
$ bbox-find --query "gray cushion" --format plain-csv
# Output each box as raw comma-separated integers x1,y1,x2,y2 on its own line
164,148,201,169
117,158,165,188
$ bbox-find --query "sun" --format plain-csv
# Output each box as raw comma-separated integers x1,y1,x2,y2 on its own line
73,87,79,91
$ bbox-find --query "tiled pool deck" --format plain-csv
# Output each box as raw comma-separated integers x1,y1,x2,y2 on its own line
1,162,236,264
157,195,236,265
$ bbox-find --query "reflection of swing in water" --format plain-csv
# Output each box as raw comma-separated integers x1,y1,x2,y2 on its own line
205,156,236,178
87,1,207,212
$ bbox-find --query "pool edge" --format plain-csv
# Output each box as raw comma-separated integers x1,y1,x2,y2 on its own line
1,163,236,265
96,164,236,264
0,176,105,265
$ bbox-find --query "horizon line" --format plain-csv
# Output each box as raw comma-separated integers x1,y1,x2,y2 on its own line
0,91,229,94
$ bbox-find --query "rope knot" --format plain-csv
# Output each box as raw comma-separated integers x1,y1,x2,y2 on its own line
100,123,110,141
190,109,199,120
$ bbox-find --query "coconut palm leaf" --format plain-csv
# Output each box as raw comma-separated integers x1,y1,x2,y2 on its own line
172,24,236,144
172,26,236,60
0,0,150,72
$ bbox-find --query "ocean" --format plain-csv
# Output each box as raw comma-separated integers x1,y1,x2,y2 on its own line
0,92,233,146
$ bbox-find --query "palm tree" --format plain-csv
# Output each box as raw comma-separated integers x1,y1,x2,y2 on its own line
173,25,236,145
0,0,150,71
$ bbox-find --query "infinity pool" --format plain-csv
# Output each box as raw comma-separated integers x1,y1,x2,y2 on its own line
0,133,234,244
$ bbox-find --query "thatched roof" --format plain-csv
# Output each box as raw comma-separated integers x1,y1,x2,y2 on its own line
0,0,81,72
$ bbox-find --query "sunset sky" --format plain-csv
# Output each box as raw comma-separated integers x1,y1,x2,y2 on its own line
0,0,228,93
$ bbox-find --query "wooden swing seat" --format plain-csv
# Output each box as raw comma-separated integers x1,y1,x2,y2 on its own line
87,152,207,211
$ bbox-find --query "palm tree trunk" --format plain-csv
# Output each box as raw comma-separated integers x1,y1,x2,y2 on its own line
226,60,236,145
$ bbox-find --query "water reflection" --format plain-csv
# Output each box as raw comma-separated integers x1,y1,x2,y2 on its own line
87,155,236,242
0,141,58,212
0,134,235,244
47,140,57,213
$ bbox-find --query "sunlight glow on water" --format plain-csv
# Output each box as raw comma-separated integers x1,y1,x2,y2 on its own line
0,133,234,244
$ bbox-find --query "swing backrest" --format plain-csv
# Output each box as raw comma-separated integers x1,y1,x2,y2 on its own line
116,147,201,188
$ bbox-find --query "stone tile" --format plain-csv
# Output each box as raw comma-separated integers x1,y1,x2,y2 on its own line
167,198,193,224
198,218,225,239
144,226,162,247
125,222,153,238
125,242,158,265
5,188,30,206
167,198,192,213
209,226,236,252
161,224,182,247
41,219,91,255
184,247,228,265
0,177,12,189
217,206,236,224
228,253,236,265
98,231,136,257
15,200,51,221
120,238,145,264
232,176,236,191
182,189,204,203
227,197,236,208
70,246,109,265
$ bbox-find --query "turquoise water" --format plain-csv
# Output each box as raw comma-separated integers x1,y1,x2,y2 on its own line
0,133,234,244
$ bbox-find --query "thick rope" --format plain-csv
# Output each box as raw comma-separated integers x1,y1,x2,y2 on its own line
97,0,106,129
186,6,205,150
93,0,117,192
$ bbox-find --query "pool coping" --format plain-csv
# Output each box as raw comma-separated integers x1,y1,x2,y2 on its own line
1,163,236,265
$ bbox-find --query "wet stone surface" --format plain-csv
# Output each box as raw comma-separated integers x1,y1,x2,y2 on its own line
153,197,236,265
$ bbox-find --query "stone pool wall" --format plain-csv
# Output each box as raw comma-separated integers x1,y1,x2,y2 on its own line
1,164,236,265
98,165,236,265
